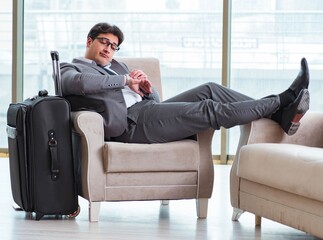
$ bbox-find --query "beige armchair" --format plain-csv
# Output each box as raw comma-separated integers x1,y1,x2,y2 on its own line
72,57,215,222
230,112,323,238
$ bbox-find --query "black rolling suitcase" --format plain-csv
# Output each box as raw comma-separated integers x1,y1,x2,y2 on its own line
6,54,79,220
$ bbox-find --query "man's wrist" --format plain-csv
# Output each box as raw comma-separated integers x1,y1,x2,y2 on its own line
125,74,131,85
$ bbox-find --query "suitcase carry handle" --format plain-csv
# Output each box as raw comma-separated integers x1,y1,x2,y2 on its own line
48,130,59,180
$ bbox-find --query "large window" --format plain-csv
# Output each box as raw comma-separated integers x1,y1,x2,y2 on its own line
22,0,223,154
4,0,323,159
0,1,12,149
229,0,323,154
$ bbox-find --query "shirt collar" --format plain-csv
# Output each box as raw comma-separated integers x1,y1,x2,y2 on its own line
104,63,112,68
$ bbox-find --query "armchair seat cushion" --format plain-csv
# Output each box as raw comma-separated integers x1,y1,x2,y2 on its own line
237,143,323,203
103,140,199,172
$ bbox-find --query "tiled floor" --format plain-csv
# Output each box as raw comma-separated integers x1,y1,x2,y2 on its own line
0,158,319,239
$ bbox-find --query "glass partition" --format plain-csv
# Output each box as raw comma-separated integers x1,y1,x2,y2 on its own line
23,0,223,154
7,0,322,158
0,1,12,149
229,0,323,154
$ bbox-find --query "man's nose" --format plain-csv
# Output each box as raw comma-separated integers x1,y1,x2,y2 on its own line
103,44,112,52
102,48,110,55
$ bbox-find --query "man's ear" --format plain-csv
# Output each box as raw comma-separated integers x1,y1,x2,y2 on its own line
86,37,93,48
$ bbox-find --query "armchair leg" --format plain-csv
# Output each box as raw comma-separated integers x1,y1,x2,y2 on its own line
196,198,208,218
89,201,101,222
161,200,169,206
255,215,262,226
232,208,244,221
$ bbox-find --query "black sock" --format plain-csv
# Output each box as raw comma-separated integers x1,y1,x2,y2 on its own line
270,109,282,124
278,89,296,108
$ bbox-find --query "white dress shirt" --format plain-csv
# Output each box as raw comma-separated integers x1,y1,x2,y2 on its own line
103,63,142,108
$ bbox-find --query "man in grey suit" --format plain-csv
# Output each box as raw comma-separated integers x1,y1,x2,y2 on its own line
61,22,310,143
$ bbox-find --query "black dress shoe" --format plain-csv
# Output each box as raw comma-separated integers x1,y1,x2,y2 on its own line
289,58,309,96
280,89,309,135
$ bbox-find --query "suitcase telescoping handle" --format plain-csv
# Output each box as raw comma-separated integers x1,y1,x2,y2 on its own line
48,130,59,181
50,51,63,97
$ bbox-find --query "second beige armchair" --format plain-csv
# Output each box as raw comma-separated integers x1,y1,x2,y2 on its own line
230,112,323,238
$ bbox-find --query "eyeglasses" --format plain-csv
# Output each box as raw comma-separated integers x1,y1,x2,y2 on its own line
95,37,120,51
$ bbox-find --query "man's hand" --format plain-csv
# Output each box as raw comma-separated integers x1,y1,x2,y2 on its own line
128,78,145,97
129,69,152,95
139,79,152,95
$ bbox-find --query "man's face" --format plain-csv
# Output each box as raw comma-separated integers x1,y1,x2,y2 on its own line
85,33,119,66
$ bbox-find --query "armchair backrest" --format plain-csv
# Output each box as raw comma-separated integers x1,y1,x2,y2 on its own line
116,57,163,99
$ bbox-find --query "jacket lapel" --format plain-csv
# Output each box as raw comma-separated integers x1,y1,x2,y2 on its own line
110,59,128,75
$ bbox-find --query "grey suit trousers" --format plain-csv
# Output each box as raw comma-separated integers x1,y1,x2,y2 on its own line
114,82,280,143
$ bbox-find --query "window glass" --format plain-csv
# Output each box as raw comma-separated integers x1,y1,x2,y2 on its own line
0,1,12,148
23,0,223,154
229,0,323,154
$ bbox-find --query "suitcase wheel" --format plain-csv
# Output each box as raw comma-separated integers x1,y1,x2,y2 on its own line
35,212,44,221
67,205,80,218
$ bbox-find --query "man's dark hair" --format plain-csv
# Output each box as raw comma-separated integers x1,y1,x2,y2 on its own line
87,22,124,46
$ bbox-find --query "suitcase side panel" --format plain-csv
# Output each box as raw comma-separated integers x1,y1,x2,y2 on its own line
7,103,33,211
30,97,78,215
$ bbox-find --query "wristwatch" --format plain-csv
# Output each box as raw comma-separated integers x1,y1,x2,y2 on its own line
125,74,131,85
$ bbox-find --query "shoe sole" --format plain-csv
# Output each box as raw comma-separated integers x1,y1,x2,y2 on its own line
283,89,309,135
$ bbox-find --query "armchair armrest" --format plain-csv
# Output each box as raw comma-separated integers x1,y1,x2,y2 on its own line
245,112,323,147
72,111,106,201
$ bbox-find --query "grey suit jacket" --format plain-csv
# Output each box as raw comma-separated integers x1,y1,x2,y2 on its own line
60,58,160,140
